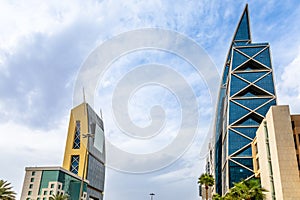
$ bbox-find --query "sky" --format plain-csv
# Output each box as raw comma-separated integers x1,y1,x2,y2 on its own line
1,0,300,200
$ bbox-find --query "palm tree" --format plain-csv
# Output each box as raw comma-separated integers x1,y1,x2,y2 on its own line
198,173,214,200
49,193,69,200
226,179,267,200
245,178,267,200
0,179,16,200
212,193,224,200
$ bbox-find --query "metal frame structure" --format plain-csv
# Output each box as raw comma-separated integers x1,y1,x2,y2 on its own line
213,4,277,195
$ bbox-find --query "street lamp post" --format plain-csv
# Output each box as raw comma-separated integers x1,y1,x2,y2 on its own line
79,133,94,200
149,193,155,200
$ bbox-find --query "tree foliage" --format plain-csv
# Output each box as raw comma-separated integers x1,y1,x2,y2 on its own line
212,178,267,200
0,179,16,200
49,193,69,200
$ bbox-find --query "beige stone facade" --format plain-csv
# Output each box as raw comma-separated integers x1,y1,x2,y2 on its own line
252,105,300,200
21,168,43,200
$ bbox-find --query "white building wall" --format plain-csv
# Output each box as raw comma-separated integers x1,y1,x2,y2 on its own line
256,106,300,200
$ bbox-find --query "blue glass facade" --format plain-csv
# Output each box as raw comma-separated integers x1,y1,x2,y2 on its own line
214,5,276,194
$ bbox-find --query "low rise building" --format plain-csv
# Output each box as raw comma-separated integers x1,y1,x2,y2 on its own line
252,105,300,200
20,166,88,200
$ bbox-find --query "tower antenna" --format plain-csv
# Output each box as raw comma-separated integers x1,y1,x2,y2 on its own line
82,87,86,103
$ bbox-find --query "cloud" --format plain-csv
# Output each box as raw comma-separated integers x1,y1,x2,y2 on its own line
1,1,300,200
0,1,217,198
277,48,300,112
0,120,67,198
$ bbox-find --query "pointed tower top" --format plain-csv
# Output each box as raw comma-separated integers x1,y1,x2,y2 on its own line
232,4,251,42
82,87,86,103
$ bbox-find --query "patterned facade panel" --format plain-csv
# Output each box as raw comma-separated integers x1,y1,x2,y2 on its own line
235,59,269,71
87,187,103,200
234,145,252,157
228,101,250,124
231,127,258,139
255,99,276,116
234,11,250,41
72,121,81,149
233,113,263,126
235,71,268,83
253,47,271,68
238,46,265,57
254,73,275,94
228,130,251,155
233,98,271,110
229,159,253,187
87,154,105,192
70,155,79,175
232,50,249,70
230,75,249,96
234,85,269,98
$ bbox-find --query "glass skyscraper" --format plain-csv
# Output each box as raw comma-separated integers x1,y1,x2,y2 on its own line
214,5,277,194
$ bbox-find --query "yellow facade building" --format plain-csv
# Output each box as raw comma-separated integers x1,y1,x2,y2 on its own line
63,103,90,179
62,102,105,200
21,102,105,200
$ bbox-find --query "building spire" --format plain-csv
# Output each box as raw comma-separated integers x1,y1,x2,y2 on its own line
82,87,86,103
232,4,251,42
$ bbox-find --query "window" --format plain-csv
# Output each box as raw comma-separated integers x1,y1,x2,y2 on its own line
292,121,295,129
58,185,61,189
255,143,258,154
43,198,47,200
256,158,260,170
297,155,300,170
30,178,34,182
70,155,80,174
50,184,54,188
50,190,53,195
29,184,33,189
43,191,47,195
28,191,32,195
26,198,30,200
37,198,40,200
294,134,297,149
72,121,81,149
31,171,35,176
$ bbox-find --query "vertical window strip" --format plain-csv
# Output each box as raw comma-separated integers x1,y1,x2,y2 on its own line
72,121,81,149
70,155,80,175
263,121,276,200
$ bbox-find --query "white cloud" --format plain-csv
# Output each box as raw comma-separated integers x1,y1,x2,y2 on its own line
1,1,300,200
277,47,300,113
0,120,68,199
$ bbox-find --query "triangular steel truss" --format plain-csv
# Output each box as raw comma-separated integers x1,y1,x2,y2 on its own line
213,4,277,195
